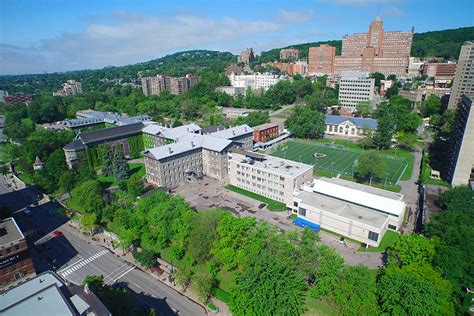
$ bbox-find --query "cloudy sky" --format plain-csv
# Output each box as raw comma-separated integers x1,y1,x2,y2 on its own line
0,0,472,74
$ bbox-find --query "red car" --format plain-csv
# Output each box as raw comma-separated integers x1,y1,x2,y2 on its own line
53,230,63,237
150,267,164,275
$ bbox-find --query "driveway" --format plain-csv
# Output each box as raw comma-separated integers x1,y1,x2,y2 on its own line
173,177,384,269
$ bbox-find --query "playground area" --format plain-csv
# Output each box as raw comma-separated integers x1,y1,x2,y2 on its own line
271,140,408,185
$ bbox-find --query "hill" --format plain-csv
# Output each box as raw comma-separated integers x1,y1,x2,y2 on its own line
259,27,474,62
0,50,235,93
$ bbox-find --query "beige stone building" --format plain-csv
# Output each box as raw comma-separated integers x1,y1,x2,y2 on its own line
280,48,299,61
287,178,406,247
308,44,336,74
448,41,474,109
228,150,314,204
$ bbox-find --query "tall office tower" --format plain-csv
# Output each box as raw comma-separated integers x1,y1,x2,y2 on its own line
308,44,336,74
446,95,474,187
448,41,474,109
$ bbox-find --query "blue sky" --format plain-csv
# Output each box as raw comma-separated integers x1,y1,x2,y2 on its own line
0,0,473,74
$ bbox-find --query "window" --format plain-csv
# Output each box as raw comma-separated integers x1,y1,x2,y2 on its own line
293,201,298,207
298,207,307,216
368,231,379,242
388,224,397,230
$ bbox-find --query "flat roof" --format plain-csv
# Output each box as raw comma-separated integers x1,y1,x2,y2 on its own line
0,218,24,247
1,272,74,315
311,178,406,217
252,123,278,131
232,151,313,178
321,177,404,201
296,191,389,229
210,124,253,140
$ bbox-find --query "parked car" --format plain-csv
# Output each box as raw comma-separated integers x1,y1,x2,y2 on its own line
23,209,32,216
150,267,165,275
53,230,63,237
258,203,266,209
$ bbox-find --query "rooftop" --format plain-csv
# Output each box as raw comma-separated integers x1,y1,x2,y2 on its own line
321,177,403,201
252,123,278,131
296,190,388,229
210,124,253,140
310,178,406,217
325,115,378,129
0,218,24,248
231,150,313,177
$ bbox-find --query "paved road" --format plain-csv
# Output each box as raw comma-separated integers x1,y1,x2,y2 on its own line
1,175,205,316
399,147,423,232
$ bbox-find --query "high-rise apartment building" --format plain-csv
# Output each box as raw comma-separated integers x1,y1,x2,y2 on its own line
446,95,474,187
338,71,375,110
280,48,299,61
448,41,474,109
309,17,413,76
52,80,82,96
263,61,308,75
308,45,336,74
141,74,201,96
238,48,257,64
3,93,34,106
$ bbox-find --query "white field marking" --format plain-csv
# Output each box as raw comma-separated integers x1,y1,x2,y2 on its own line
110,266,135,285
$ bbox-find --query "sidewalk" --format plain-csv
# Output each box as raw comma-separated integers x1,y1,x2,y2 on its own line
68,222,231,315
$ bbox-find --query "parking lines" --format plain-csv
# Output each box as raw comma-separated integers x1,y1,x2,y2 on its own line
60,250,108,277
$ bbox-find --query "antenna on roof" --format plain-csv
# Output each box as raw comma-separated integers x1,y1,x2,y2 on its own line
376,0,381,19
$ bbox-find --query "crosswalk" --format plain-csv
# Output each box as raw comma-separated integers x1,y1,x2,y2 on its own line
60,250,108,277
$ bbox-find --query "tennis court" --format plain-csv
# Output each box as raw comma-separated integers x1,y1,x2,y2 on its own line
271,140,408,185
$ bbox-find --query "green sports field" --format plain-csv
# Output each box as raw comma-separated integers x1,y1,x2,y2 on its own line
271,140,408,185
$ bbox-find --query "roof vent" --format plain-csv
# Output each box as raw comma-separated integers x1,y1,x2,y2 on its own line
191,141,195,148
233,130,236,135
168,148,173,154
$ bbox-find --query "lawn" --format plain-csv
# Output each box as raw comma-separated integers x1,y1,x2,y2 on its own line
304,295,338,316
358,230,400,252
272,140,410,185
225,184,287,211
96,162,145,187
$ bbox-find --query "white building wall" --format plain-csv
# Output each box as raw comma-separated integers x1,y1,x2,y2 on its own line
338,72,375,110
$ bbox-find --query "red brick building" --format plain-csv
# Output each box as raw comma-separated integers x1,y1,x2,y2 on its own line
0,218,36,290
4,93,34,106
252,123,279,143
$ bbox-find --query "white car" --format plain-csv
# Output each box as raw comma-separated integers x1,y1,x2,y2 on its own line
23,209,32,216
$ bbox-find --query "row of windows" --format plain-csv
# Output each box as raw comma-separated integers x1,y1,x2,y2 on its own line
236,170,285,189
234,179,285,201
235,164,285,181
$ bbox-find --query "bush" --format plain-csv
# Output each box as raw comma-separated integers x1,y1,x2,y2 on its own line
132,250,157,268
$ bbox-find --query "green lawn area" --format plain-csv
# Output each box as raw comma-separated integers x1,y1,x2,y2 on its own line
272,139,412,185
96,162,145,187
225,184,286,211
304,295,338,316
358,230,400,252
64,196,87,213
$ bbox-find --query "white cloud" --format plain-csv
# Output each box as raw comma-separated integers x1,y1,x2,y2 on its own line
318,0,399,6
277,9,314,24
383,6,405,16
0,12,282,74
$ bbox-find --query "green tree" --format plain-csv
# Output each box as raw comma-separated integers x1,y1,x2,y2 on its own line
358,126,375,149
386,233,434,268
132,250,157,268
355,101,372,117
58,170,76,193
71,180,104,213
286,106,325,139
102,147,113,176
395,131,418,150
230,252,306,316
192,270,216,302
80,213,97,234
331,266,378,316
370,72,385,90
373,102,396,149
126,173,143,196
354,151,387,184
83,275,131,316
308,245,344,298
186,210,224,263
174,266,193,290
235,111,269,127
112,146,129,181
420,94,441,118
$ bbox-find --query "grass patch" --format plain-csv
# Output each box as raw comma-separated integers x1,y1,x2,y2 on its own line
358,230,400,252
96,162,146,187
211,287,231,304
304,295,337,316
225,184,286,211
207,303,218,312
419,153,450,187
63,197,87,214
289,214,297,220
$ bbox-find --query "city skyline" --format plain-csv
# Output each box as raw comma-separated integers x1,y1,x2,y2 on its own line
0,0,473,74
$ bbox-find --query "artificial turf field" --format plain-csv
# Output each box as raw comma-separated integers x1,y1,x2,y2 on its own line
271,140,408,185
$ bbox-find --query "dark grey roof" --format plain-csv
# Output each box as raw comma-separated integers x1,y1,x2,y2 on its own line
325,115,378,129
63,139,85,151
78,123,144,145
200,124,226,135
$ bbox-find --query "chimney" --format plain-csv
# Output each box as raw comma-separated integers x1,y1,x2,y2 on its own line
168,148,173,154
191,141,195,148
244,127,247,132
233,130,236,135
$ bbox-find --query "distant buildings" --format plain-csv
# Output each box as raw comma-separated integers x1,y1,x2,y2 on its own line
220,107,256,119
228,149,314,204
308,44,336,74
3,93,34,106
215,86,246,97
337,71,375,110
252,123,279,143
0,90,8,103
288,178,406,247
308,17,413,76
238,48,257,64
324,115,377,138
448,41,474,109
280,48,299,61
141,74,201,96
1,271,110,315
225,64,244,76
446,95,474,187
263,61,308,75
52,80,82,97
0,218,36,291
228,73,282,91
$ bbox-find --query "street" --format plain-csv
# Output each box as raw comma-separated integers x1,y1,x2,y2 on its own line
0,175,206,316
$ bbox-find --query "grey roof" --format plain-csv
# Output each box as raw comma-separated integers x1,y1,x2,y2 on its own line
146,134,234,161
64,110,151,128
252,123,278,131
63,139,85,151
210,124,253,139
325,115,378,129
0,272,75,316
142,123,201,141
0,218,24,247
200,124,226,135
